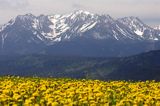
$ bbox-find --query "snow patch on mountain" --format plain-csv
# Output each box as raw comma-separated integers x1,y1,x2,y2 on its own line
93,32,107,39
116,25,127,36
48,15,70,38
112,30,119,40
134,30,143,36
154,25,160,30
80,22,97,32
154,38,159,40
32,19,39,29
54,37,62,42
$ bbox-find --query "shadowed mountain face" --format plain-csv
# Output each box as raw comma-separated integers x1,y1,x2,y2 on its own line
0,50,160,81
0,10,160,57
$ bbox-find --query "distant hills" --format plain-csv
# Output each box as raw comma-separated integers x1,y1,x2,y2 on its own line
0,50,160,81
0,10,160,57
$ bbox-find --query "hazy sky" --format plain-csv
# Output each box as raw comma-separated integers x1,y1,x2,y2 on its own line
0,0,160,26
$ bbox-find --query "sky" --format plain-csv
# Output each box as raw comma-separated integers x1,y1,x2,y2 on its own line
0,0,160,26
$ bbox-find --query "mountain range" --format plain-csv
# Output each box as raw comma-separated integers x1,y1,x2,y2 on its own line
0,10,160,57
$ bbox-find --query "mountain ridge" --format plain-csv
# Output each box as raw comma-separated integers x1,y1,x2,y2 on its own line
0,10,160,56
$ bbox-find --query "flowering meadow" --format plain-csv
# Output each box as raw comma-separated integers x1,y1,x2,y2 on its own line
0,76,160,106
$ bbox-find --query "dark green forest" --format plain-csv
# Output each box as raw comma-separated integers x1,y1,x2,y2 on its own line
0,50,160,81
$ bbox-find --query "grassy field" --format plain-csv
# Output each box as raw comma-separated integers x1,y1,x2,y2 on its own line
0,76,160,106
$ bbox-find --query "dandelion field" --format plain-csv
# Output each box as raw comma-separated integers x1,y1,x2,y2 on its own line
0,77,160,106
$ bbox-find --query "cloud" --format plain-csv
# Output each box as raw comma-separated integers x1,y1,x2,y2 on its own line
0,0,160,25
72,3,85,9
0,0,29,9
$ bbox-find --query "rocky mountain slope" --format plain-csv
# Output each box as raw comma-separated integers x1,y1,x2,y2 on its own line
0,10,160,56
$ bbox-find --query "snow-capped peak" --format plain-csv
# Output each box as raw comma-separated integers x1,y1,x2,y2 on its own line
154,25,160,30
0,18,16,32
73,10,93,15
66,10,95,20
118,16,144,26
118,16,148,36
16,13,35,19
